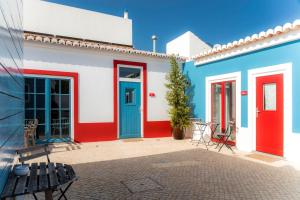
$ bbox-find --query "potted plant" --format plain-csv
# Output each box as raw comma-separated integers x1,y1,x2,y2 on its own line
165,56,191,139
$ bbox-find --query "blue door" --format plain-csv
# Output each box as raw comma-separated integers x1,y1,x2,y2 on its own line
119,81,141,138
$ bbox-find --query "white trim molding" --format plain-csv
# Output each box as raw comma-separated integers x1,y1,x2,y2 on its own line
194,27,300,66
205,72,241,142
248,62,295,161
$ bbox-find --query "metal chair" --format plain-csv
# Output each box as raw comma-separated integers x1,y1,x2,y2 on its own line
24,119,38,147
216,121,235,153
206,122,220,146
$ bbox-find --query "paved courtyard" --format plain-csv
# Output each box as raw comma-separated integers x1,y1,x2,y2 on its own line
27,138,300,200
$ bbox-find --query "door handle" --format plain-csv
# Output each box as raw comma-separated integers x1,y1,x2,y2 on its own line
256,107,260,118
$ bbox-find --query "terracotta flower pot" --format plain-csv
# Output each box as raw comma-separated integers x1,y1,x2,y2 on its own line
172,127,185,140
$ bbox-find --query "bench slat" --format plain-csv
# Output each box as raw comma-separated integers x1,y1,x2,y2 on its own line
48,163,59,187
39,162,48,190
65,164,76,180
27,163,38,192
56,163,67,184
1,166,18,198
14,173,28,195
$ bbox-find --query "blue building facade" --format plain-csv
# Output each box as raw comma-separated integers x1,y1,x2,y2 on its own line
0,0,24,192
184,23,300,162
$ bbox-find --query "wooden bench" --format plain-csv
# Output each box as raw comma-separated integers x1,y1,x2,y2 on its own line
0,144,78,200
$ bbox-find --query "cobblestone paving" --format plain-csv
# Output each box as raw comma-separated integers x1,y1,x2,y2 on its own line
50,148,300,200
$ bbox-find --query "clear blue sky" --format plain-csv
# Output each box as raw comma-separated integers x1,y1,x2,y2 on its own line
47,0,300,53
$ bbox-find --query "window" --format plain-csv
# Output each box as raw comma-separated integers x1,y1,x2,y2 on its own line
24,77,71,141
119,67,141,79
263,83,276,111
125,88,135,104
50,79,70,138
211,81,236,143
25,78,46,140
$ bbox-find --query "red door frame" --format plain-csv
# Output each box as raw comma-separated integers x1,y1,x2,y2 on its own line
113,60,171,138
256,74,284,156
113,60,147,138
22,68,117,142
211,80,236,145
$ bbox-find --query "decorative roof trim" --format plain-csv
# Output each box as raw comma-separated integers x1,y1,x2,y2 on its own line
193,19,300,65
24,32,186,61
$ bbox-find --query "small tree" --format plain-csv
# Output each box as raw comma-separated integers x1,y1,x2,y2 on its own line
165,56,191,139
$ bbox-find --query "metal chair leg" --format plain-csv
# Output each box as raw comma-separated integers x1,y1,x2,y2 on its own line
32,193,38,200
57,182,73,200
59,188,68,200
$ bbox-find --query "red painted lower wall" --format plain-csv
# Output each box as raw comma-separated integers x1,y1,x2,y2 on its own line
144,121,172,138
75,123,117,142
74,121,171,142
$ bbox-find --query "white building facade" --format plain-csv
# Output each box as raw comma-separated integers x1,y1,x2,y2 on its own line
23,0,184,142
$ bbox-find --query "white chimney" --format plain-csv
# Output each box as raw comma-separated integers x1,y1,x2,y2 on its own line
152,35,157,52
124,10,128,19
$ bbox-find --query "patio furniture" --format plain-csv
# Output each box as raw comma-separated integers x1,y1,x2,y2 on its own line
24,119,38,147
206,122,220,146
215,121,235,153
190,118,209,150
0,145,78,200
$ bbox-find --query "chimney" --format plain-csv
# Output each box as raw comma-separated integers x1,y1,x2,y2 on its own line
152,35,157,52
124,10,128,19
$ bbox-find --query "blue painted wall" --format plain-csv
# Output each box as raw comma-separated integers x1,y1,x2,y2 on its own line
183,39,300,133
0,0,23,193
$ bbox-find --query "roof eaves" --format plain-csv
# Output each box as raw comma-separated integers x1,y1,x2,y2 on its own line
24,32,187,61
192,19,300,63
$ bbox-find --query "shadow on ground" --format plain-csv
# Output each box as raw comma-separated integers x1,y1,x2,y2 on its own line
52,148,300,200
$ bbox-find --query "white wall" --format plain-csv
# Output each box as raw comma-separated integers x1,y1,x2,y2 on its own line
24,42,171,123
166,31,211,58
24,0,132,46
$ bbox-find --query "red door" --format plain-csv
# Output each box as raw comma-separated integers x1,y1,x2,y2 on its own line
256,74,283,156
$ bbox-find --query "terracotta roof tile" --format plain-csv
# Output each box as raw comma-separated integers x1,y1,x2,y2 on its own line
24,32,186,61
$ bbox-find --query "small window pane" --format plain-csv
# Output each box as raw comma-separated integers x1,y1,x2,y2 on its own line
61,80,69,94
119,67,141,79
36,109,45,124
61,125,70,137
263,83,276,111
25,109,34,119
125,88,135,104
51,95,60,108
51,80,60,94
51,110,59,121
51,124,60,137
25,94,34,108
36,125,45,139
36,94,45,108
25,78,34,93
61,95,70,108
36,79,45,93
61,110,70,120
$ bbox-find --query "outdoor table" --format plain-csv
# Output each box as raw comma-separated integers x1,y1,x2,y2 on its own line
192,121,209,149
1,162,77,200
